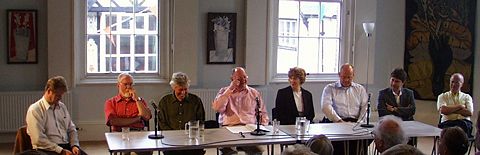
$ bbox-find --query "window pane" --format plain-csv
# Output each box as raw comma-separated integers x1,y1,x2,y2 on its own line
322,39,339,73
148,35,157,54
86,35,100,73
322,2,340,37
148,56,156,71
135,57,145,71
299,1,320,37
120,57,130,71
136,16,144,29
298,37,320,72
120,35,131,54
149,15,157,31
135,35,145,54
105,57,117,72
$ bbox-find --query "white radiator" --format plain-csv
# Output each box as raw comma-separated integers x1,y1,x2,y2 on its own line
190,88,267,121
0,91,73,132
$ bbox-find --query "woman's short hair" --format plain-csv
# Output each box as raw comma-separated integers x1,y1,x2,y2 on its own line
44,76,68,92
390,68,407,83
169,72,190,88
288,67,307,84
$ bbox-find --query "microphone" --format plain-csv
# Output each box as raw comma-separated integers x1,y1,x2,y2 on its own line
360,93,374,128
148,100,164,139
251,97,266,136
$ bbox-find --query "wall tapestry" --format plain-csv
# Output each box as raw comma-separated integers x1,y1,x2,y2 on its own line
404,0,476,100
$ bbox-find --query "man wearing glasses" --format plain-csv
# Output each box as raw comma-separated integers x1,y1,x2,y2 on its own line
104,73,151,132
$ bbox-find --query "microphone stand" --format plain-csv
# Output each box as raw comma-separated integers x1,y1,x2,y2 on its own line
251,97,266,136
361,93,374,128
148,101,164,139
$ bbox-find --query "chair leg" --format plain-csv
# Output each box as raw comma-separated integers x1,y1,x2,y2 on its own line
468,139,475,155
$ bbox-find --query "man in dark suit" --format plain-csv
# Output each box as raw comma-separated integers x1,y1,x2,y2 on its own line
378,68,416,121
274,67,314,125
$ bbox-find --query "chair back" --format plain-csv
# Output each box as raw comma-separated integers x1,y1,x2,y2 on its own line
13,125,32,154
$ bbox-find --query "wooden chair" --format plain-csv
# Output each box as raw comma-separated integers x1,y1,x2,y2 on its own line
13,126,32,154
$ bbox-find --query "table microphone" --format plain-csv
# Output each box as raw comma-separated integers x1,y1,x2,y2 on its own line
148,100,164,139
251,97,266,136
360,93,374,128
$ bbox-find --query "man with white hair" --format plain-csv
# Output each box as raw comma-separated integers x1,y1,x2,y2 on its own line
372,115,407,153
158,72,205,155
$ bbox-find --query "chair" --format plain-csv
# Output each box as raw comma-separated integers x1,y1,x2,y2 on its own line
13,126,32,154
437,115,476,154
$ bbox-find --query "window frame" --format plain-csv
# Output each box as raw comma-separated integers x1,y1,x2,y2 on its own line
268,0,353,83
74,0,171,84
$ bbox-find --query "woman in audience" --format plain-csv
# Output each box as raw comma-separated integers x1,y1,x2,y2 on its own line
306,134,334,155
274,67,314,125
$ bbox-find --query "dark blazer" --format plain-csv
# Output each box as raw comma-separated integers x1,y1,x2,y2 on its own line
274,86,315,125
377,87,416,121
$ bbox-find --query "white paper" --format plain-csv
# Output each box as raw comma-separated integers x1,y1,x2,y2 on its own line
226,124,270,133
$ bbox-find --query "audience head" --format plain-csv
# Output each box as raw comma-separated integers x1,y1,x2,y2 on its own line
43,76,68,104
117,73,134,98
338,63,355,87
288,67,307,90
306,134,333,155
281,144,316,155
169,72,190,101
230,67,248,90
390,68,407,91
373,115,407,153
449,73,464,94
381,144,424,155
439,126,468,155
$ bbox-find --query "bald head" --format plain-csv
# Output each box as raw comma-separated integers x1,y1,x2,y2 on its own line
449,73,464,93
230,67,248,91
374,116,407,153
339,63,354,87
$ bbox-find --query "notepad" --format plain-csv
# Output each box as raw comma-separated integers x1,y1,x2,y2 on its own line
226,124,270,133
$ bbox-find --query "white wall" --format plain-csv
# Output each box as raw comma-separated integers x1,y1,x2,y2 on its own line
0,0,479,142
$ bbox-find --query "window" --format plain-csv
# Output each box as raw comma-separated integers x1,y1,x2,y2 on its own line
274,0,347,80
76,0,169,83
86,0,159,73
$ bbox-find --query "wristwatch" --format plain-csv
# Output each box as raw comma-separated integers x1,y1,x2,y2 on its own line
136,97,143,102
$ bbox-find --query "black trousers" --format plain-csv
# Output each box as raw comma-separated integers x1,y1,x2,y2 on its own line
438,119,473,138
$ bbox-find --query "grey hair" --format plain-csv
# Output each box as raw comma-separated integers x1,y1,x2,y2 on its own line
306,134,333,155
374,115,407,149
381,144,425,155
281,144,316,155
117,73,133,83
169,72,190,87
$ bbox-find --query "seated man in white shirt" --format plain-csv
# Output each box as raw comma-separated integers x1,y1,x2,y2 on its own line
321,63,368,155
26,76,86,155
437,73,474,137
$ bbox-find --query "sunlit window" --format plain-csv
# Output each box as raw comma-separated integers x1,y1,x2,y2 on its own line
276,0,343,75
85,0,159,73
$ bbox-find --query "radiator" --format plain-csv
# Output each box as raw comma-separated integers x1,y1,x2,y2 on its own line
0,91,73,133
190,88,267,121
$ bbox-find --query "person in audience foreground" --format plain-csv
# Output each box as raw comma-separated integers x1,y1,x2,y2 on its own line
439,127,469,155
274,67,314,125
381,144,424,155
158,72,205,155
281,144,316,155
321,63,368,155
306,134,334,155
26,76,87,155
212,67,269,155
104,73,152,155
437,73,474,137
373,115,408,153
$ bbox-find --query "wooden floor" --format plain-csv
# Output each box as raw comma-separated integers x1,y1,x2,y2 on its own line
1,137,476,155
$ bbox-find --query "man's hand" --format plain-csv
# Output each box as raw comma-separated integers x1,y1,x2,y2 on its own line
62,149,73,155
335,119,345,123
128,88,138,101
386,104,395,112
228,79,240,92
72,146,81,155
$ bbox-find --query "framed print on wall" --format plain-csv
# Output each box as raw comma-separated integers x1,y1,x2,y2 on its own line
7,10,37,64
207,12,236,64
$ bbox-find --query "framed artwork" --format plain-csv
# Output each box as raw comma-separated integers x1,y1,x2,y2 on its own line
404,0,476,100
207,13,236,64
7,10,37,64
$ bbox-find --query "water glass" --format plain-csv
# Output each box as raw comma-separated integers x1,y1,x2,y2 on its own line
295,117,310,135
272,119,280,134
121,127,130,141
185,120,200,139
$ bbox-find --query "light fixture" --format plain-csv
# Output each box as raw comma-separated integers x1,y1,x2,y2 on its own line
362,22,375,93
363,22,375,37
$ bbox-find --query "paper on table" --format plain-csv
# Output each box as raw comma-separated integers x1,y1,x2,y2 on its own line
226,124,270,133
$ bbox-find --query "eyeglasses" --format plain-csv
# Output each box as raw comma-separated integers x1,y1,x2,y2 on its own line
120,82,134,87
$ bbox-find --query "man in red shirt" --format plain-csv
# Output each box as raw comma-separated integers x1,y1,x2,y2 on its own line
105,73,152,132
